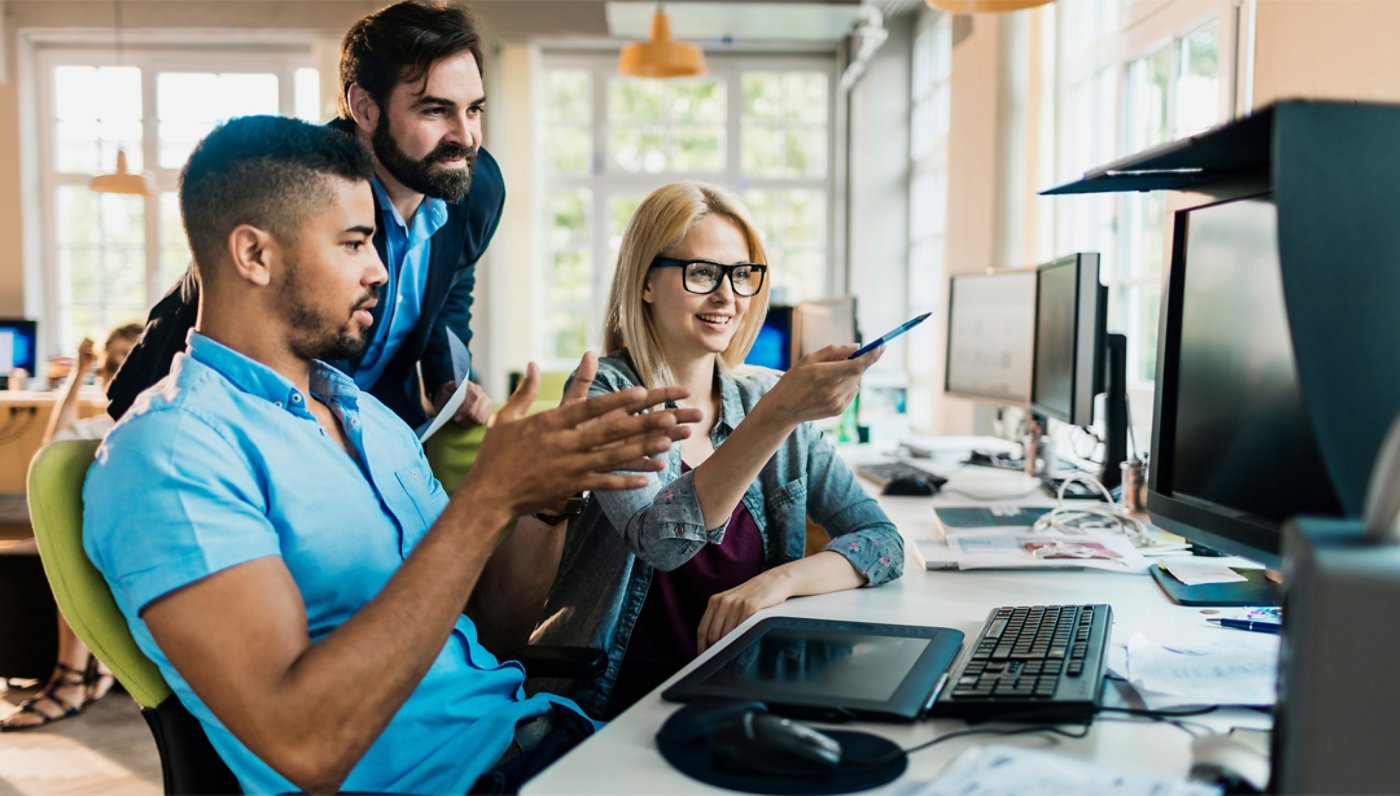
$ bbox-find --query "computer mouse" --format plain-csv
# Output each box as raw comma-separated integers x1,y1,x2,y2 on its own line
709,711,842,778
883,475,939,497
1188,734,1269,794
656,699,769,744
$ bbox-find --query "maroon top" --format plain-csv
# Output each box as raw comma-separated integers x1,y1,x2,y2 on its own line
606,462,766,717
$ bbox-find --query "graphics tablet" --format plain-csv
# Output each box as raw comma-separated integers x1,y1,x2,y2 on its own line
661,617,965,722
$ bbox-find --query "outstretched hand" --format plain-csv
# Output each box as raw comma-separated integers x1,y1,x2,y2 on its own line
467,357,700,517
760,343,884,426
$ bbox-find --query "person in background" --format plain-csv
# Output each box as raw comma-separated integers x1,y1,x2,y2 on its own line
531,182,905,718
1,323,140,731
108,0,502,429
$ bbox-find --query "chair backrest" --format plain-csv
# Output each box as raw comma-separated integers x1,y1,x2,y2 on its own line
422,400,556,494
26,438,172,710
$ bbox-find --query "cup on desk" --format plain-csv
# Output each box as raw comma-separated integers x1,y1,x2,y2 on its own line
6,368,27,391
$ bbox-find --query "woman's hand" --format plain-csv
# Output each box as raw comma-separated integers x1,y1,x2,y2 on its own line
696,569,795,653
757,344,884,427
75,338,97,374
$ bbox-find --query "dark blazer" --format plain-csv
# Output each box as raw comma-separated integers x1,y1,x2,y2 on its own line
107,123,506,427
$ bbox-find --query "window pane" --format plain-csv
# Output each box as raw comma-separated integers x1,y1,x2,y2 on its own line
1127,46,1171,154
159,192,191,289
295,68,322,122
54,187,147,353
542,189,593,360
607,193,644,277
1124,283,1161,383
157,72,279,168
670,124,724,172
53,65,143,173
741,71,828,179
546,69,592,121
610,79,663,122
743,188,826,303
609,124,665,173
1176,20,1221,137
607,77,724,174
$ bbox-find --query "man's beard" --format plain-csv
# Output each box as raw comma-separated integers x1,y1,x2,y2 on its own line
280,256,377,364
373,115,475,202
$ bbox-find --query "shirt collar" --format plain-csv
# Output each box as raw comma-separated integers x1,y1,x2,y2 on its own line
714,365,745,433
371,175,448,241
186,331,359,418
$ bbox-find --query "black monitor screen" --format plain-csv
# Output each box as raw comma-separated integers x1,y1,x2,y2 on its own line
1157,198,1340,547
1031,254,1102,426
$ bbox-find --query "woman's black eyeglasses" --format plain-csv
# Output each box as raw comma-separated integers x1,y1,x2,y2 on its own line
648,257,768,297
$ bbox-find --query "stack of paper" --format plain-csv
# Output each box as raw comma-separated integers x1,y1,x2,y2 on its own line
1106,631,1279,709
944,530,1151,573
915,744,1218,796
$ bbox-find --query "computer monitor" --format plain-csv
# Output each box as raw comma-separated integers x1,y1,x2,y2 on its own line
0,318,38,384
944,270,1036,404
1031,254,1104,427
1029,254,1128,489
1148,191,1343,570
796,297,857,357
745,304,795,371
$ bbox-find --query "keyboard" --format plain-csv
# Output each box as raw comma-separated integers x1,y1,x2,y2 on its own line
931,603,1112,724
855,462,948,489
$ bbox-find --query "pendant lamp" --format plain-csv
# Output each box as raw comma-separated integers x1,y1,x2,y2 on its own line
90,0,155,196
926,0,1053,12
618,3,707,78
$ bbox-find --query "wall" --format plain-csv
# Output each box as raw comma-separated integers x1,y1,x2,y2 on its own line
1251,0,1400,107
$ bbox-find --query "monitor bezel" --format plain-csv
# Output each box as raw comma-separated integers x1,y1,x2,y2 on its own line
942,267,1037,406
1030,253,1104,426
1146,182,1292,566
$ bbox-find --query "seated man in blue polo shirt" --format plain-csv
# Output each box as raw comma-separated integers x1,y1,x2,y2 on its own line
82,115,698,794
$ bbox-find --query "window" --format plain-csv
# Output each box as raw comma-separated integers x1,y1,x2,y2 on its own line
1053,1,1232,388
534,54,836,365
36,46,319,353
907,13,953,430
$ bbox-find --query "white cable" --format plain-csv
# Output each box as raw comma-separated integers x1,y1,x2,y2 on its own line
1030,472,1157,548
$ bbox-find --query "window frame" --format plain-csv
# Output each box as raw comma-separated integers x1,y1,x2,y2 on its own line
1052,0,1238,401
534,50,840,368
32,43,316,355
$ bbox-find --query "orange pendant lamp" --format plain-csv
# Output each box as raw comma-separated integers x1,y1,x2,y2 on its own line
926,0,1053,12
91,0,154,196
618,3,707,78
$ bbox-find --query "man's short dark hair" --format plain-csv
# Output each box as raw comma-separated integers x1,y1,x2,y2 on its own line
180,115,374,282
339,0,485,119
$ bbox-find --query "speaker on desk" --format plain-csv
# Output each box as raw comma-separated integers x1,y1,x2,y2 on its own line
1274,517,1400,793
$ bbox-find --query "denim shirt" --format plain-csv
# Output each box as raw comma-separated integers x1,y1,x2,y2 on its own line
531,352,903,716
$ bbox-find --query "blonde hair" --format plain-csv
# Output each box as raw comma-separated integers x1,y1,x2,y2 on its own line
98,323,143,383
602,182,771,390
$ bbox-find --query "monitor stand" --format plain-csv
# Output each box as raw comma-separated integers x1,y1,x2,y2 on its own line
1149,564,1281,607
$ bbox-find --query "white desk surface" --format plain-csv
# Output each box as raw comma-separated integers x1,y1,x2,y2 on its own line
526,439,1270,794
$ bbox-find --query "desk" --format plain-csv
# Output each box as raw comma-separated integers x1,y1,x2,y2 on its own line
0,388,107,498
526,439,1270,794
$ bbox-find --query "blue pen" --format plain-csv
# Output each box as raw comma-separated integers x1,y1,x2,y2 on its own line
1206,618,1281,634
849,312,933,359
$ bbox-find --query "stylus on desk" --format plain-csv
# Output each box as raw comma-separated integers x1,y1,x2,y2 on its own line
1206,618,1281,634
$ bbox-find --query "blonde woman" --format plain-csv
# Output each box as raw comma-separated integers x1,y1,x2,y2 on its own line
532,182,903,718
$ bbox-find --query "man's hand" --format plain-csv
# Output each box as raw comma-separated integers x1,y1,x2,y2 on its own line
431,380,493,428
462,362,697,518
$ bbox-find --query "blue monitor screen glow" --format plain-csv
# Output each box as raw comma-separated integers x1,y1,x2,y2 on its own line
746,305,793,370
0,319,37,376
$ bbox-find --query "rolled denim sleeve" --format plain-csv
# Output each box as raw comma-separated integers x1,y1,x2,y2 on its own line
804,427,904,586
572,366,730,572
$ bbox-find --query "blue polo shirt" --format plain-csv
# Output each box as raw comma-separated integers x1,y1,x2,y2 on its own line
84,332,584,794
354,177,448,389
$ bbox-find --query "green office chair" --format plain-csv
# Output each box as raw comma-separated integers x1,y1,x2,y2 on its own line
26,439,239,795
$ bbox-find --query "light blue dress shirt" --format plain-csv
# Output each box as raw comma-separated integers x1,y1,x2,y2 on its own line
354,177,449,389
84,332,584,794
